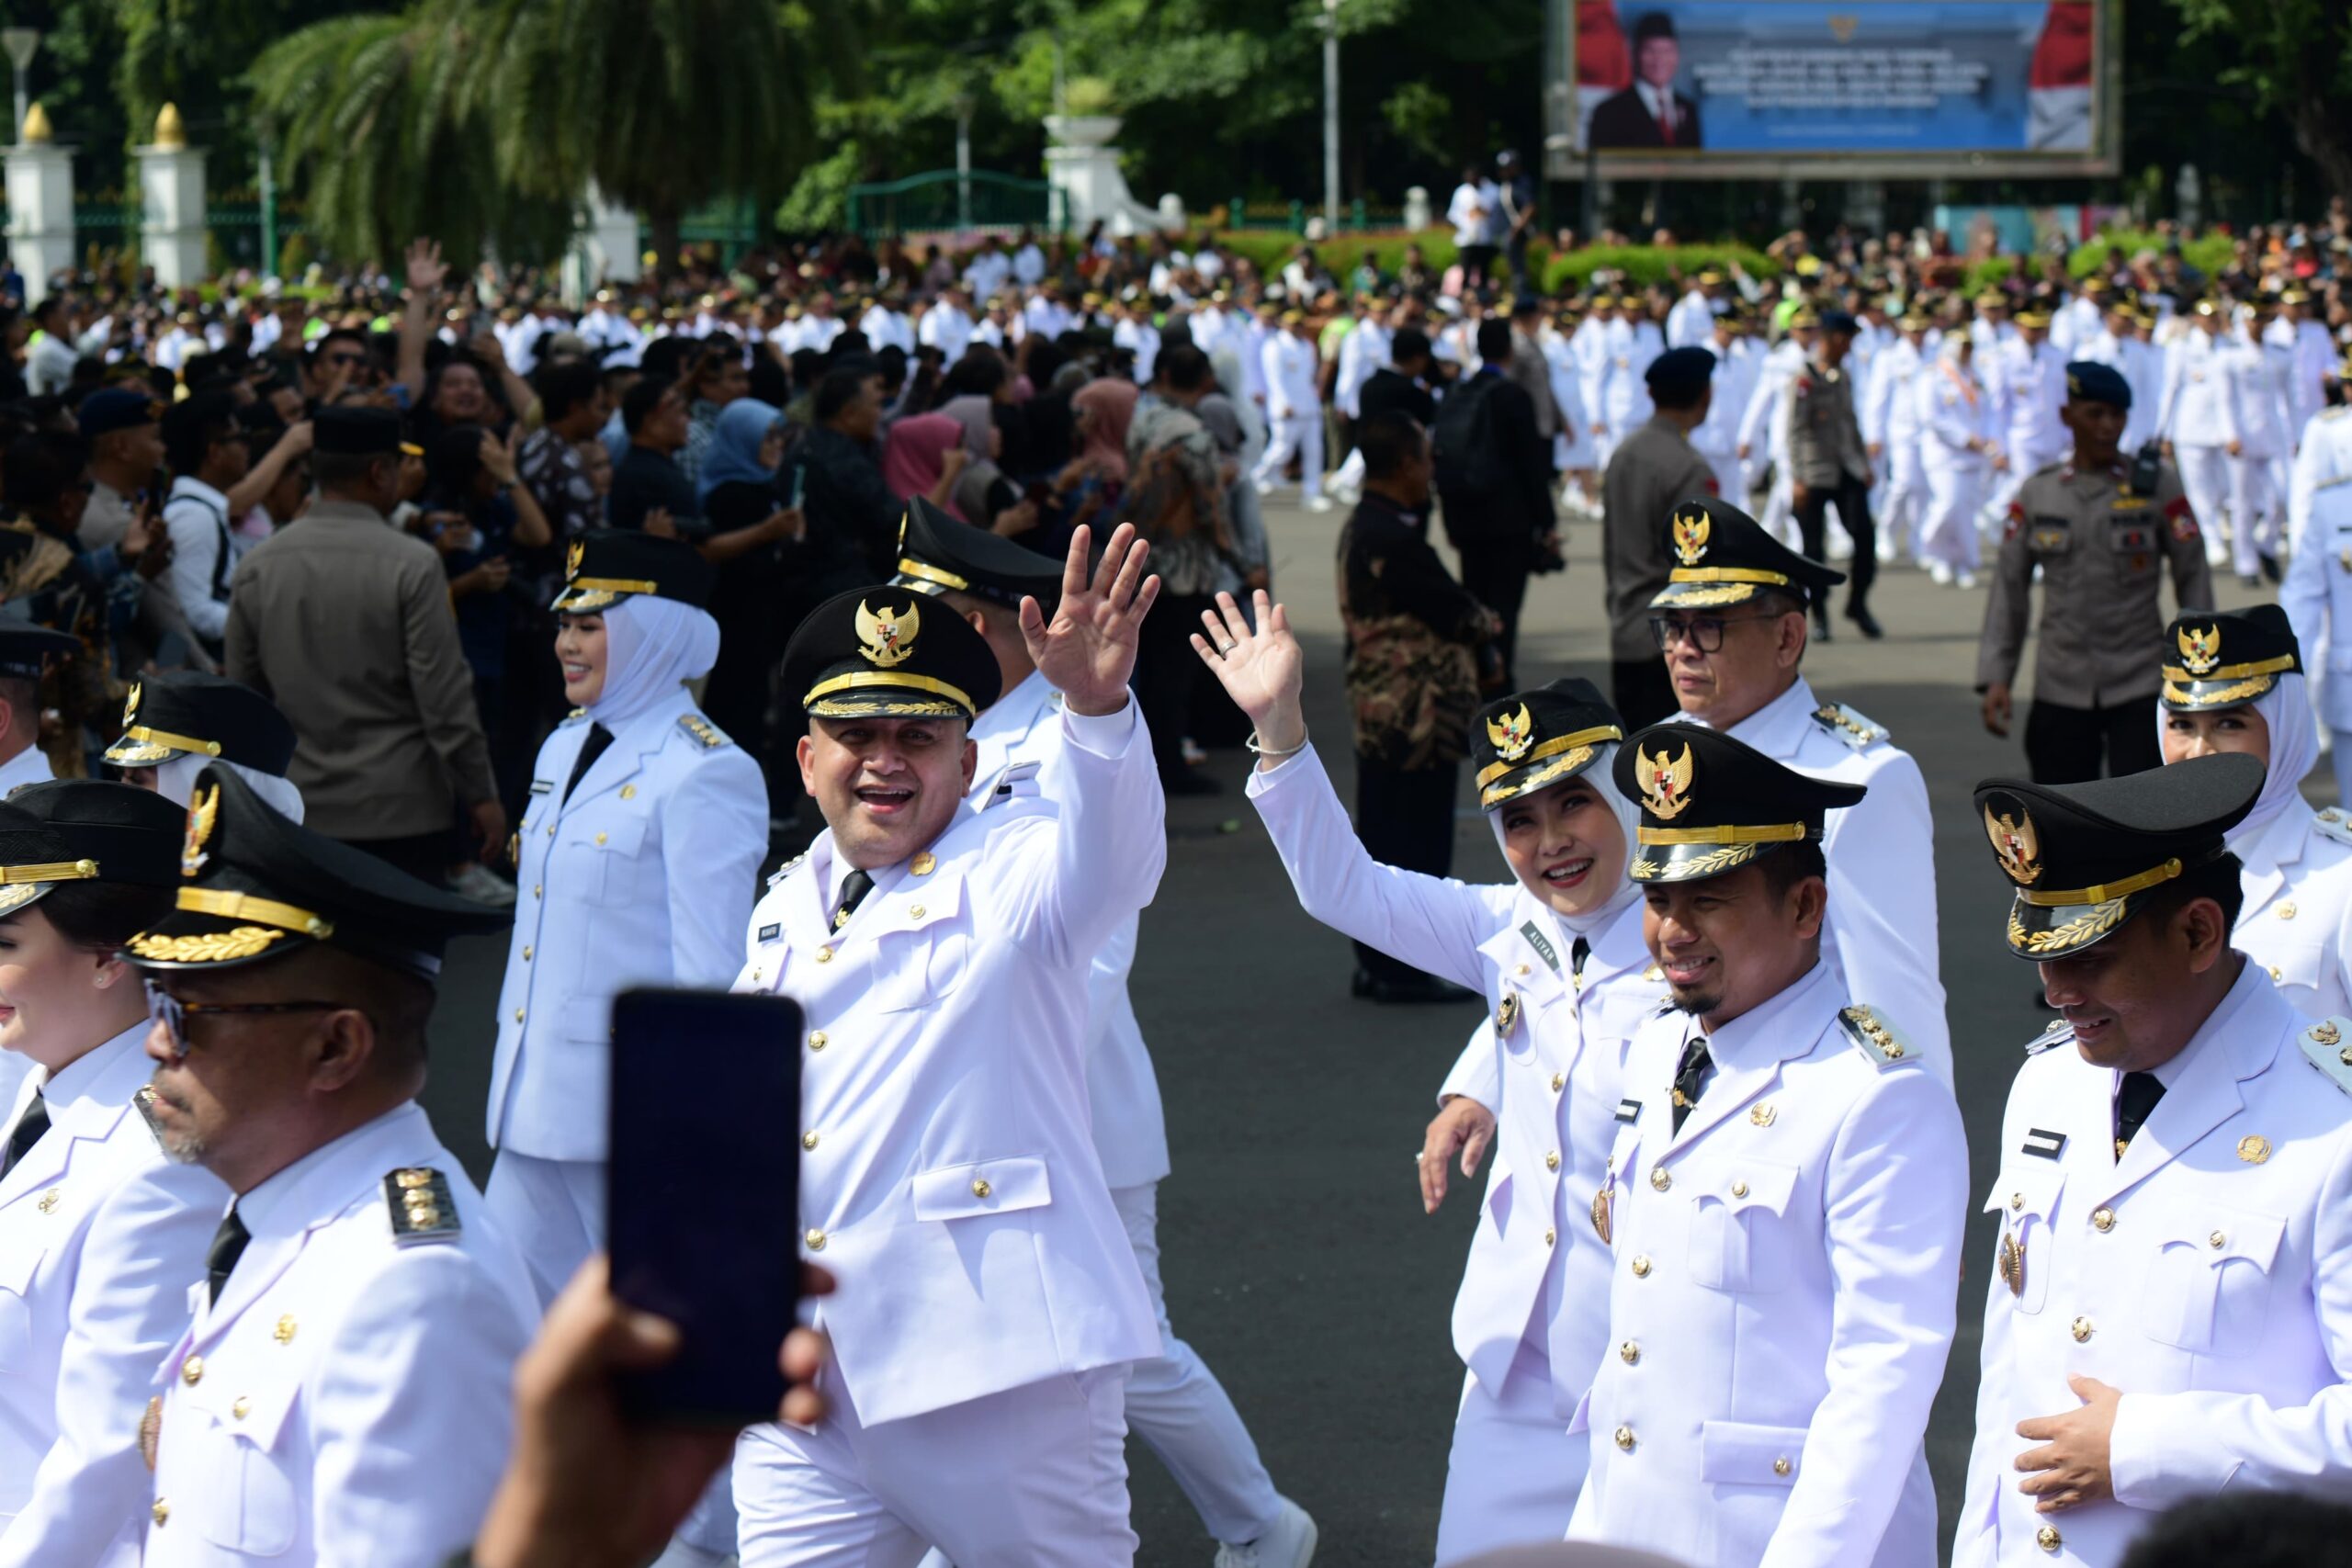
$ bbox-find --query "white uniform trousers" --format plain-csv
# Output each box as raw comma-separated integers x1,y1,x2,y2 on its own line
1758,468,1796,547
2175,443,2233,566
1878,443,1928,559
2228,449,2280,575
1432,1337,1587,1567
1329,446,1366,498
734,1361,1136,1568
1918,457,1984,575
482,1148,604,1308
1253,413,1325,502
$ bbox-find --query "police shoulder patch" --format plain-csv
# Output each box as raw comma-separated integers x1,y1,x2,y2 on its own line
384,1168,461,1245
2299,1018,2352,1097
678,714,731,750
1838,1004,1917,1067
1811,702,1890,750
2313,807,2352,850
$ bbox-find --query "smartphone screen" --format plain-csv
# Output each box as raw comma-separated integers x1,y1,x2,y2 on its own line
787,462,807,513
607,987,802,1425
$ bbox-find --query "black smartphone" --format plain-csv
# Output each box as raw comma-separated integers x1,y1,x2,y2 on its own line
787,461,807,513
607,987,802,1425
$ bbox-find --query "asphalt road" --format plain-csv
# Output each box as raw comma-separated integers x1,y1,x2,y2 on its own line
413,497,2275,1567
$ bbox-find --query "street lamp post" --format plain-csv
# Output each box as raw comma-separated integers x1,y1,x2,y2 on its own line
1322,0,1340,231
955,93,974,235
0,29,39,143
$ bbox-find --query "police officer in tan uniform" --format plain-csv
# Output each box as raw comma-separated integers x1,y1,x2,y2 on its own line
1781,311,1881,640
1977,362,2213,784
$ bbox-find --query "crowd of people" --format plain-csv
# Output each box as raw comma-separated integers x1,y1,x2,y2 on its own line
0,197,2346,1568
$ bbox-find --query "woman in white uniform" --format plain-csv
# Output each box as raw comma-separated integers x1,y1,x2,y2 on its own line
103,671,305,821
0,781,227,1566
484,529,769,1306
1914,332,1996,588
1192,595,1665,1562
2155,602,2352,1016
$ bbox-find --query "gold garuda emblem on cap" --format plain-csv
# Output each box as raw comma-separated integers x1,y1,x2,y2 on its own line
1671,504,1712,567
180,784,219,879
2177,624,2222,677
1634,742,1693,820
1984,803,2042,886
855,599,920,669
1485,703,1535,762
122,682,141,728
565,540,584,581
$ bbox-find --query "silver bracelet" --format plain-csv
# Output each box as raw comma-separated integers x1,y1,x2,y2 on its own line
1247,729,1308,761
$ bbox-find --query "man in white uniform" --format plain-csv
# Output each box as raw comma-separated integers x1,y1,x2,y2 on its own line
2281,394,2352,802
1986,310,2070,537
2223,297,2293,582
917,286,975,368
1690,310,1758,505
1253,310,1329,512
0,620,73,1120
1864,311,1931,564
2156,300,2242,571
1957,753,2352,1566
1737,311,1815,547
730,525,1166,1567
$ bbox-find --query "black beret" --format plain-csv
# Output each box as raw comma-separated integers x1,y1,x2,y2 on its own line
2064,360,2132,412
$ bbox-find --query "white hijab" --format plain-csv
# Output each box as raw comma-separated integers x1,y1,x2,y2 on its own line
585,594,722,729
1486,740,1645,938
2159,671,2321,854
154,754,306,824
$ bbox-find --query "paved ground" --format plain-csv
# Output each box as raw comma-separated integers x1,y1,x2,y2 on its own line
413,497,2274,1567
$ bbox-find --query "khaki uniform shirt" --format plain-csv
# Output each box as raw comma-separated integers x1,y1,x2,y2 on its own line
1975,456,2213,709
1782,362,1870,489
1601,416,1718,660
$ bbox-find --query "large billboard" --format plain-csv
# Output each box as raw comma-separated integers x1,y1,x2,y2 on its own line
1545,0,2118,179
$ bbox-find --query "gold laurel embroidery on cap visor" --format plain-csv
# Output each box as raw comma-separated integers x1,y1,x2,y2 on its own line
126,926,287,964
2177,623,2222,677
1656,581,1761,608
2163,675,2276,708
1478,746,1596,808
179,785,219,878
122,681,141,728
565,539,585,581
1984,804,2043,886
1634,743,1694,820
1671,504,1712,566
854,599,921,668
1485,703,1536,763
1631,840,1761,882
2007,898,2128,954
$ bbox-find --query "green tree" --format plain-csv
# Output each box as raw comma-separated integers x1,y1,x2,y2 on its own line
2168,0,2352,207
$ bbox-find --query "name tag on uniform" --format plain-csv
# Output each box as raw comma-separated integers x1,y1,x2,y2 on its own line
2021,1127,2066,1159
758,923,781,942
528,779,552,795
1615,1099,1642,1123
2111,495,2150,512
1519,920,1560,974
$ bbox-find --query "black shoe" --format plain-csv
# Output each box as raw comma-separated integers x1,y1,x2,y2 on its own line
2261,552,2282,584
1351,966,1377,998
1845,603,1884,640
1161,771,1222,797
1361,973,1480,1005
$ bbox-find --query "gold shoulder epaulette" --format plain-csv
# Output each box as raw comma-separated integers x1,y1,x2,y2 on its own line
2300,1018,2352,1097
2314,808,2352,850
2024,1017,2072,1056
1839,1004,1917,1068
1811,703,1889,751
384,1168,461,1245
678,714,731,750
766,851,808,888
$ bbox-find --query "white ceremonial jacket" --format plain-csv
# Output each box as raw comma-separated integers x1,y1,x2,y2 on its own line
489,692,768,1163
2228,805,2352,1021
737,702,1162,1425
0,749,52,1125
1954,967,2352,1568
2281,407,2352,730
1568,963,1967,1568
1678,678,1951,1086
2157,333,2242,450
970,670,1169,1190
144,1103,537,1568
1247,744,1662,1411
0,1029,225,1568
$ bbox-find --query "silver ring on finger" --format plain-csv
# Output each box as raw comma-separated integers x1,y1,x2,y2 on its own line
1216,641,1237,657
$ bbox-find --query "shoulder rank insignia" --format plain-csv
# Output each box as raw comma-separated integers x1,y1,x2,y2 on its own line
2024,1017,2073,1055
766,851,808,888
2300,1016,2352,1096
1839,1004,1915,1067
2314,808,2352,849
1810,703,1889,750
384,1168,461,1245
678,714,731,750
131,1084,166,1145
984,760,1042,808
564,707,589,723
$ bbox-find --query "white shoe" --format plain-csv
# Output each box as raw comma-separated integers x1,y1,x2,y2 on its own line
1215,1498,1317,1568
1253,479,1275,498
1876,538,1898,563
448,863,517,908
1927,561,1952,586
1328,483,1360,507
1824,536,1855,563
1956,570,1978,591
1306,495,1333,513
1181,737,1208,766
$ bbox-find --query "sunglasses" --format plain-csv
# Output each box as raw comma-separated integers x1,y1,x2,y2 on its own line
143,977,345,1058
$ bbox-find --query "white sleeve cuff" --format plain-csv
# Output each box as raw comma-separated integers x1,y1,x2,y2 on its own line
1241,742,1318,799
1058,698,1138,757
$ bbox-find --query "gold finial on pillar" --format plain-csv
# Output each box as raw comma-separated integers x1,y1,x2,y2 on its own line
20,101,51,145
153,102,186,150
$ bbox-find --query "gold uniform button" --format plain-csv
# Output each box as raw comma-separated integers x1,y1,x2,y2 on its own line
522,945,532,961
808,1031,829,1050
816,947,834,964
911,851,937,875
2010,1190,2023,1210
232,1395,251,1420
594,831,608,845
1613,1425,1635,1452
2278,901,2297,919
1544,1227,1556,1247
972,1178,993,1199
804,1228,827,1251
1631,1254,1652,1278
801,1132,820,1150
1731,1179,1750,1199
533,885,542,898
2071,1315,2094,1342
1550,1073,1566,1092
1619,1340,1639,1364
152,1499,169,1527
2036,1524,2062,1552
2091,1207,2115,1232
181,1355,204,1386
910,904,926,919
1516,964,1531,976
514,1008,526,1023
2210,1230,2227,1248
1650,1167,1672,1192
620,784,638,800
1544,1150,1561,1171
2271,965,2283,982
546,824,554,836
1772,1456,1792,1477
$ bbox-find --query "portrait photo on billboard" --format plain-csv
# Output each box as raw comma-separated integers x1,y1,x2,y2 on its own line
1570,0,2099,162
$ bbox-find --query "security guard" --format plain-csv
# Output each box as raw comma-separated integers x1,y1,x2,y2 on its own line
730,525,1164,1568
1781,310,1881,638
0,782,225,1568
484,529,767,1306
2153,604,2352,1017
890,502,1315,1567
1978,361,2212,784
105,671,304,819
1600,344,1719,729
2280,388,2352,801
1647,500,1951,1085
0,618,78,1120
1957,753,2352,1566
1202,590,1663,1561
130,764,532,1568
1568,723,1966,1566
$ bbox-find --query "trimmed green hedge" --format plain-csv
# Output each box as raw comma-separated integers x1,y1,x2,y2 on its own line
1541,244,1778,293
1208,229,1780,297
2068,230,2235,278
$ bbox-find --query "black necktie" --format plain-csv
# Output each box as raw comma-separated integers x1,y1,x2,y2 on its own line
1671,1035,1713,1134
2114,1071,2166,1159
562,724,616,805
1,1090,47,1179
1571,936,1590,992
207,1206,250,1305
832,869,875,931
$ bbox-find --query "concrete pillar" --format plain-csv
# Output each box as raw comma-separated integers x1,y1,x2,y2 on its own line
1044,113,1173,233
5,102,73,305
135,103,208,290
564,186,642,307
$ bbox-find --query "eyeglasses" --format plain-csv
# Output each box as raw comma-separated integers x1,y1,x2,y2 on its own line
143,978,345,1059
1648,613,1781,653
